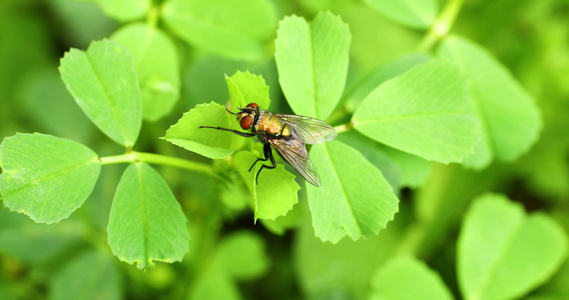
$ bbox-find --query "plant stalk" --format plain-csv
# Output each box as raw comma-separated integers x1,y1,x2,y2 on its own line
418,0,465,52
100,151,220,179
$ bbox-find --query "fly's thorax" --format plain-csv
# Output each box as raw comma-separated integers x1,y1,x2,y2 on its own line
254,111,290,138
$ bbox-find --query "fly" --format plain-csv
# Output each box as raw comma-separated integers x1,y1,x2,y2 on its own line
200,103,337,187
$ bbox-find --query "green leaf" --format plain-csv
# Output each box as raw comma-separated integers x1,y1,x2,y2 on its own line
437,35,542,169
108,162,190,269
275,12,351,120
458,194,567,300
336,131,401,191
234,151,300,220
164,102,243,159
59,39,142,147
226,70,270,111
342,53,431,112
81,0,150,22
352,59,481,164
261,203,302,235
50,250,121,300
111,23,180,122
306,140,399,243
361,0,438,29
215,231,270,280
0,133,101,224
162,0,277,61
370,256,453,300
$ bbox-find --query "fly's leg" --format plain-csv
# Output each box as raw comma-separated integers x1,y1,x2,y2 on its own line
248,143,276,184
248,142,269,172
199,126,255,138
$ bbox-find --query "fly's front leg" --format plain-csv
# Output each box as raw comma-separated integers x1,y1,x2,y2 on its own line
249,143,276,184
199,126,255,138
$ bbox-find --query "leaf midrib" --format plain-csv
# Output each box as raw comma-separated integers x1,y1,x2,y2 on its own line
471,218,525,299
136,163,150,268
1,156,99,198
444,39,495,158
84,51,132,146
323,144,362,238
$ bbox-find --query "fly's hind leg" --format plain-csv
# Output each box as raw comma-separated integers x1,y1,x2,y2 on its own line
248,143,276,184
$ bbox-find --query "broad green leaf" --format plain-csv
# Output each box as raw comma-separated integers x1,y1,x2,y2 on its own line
59,39,142,147
370,256,453,300
458,194,567,300
352,59,481,164
215,231,270,280
361,0,438,29
342,53,431,112
438,35,542,169
0,133,101,224
80,0,149,22
50,250,121,300
234,151,300,220
306,140,399,243
275,12,351,120
337,131,401,191
162,0,277,61
111,23,180,122
164,102,243,159
226,70,270,111
108,162,190,269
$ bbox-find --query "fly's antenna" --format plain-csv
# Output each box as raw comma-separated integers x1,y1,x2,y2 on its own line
225,106,247,115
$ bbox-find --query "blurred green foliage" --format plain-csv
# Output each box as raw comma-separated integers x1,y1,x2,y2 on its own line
1,0,568,299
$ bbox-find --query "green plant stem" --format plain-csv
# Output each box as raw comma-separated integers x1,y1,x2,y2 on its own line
418,0,464,52
100,151,220,179
147,4,159,28
334,121,354,134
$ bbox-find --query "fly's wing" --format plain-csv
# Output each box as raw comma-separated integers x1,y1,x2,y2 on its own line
279,114,337,144
269,139,321,187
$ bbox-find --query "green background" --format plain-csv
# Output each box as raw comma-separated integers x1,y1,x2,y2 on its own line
1,0,568,299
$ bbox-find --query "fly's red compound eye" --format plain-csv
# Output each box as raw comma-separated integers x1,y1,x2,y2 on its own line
246,103,258,109
240,115,253,129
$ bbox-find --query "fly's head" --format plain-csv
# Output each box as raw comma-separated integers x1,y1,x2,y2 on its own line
230,103,259,130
